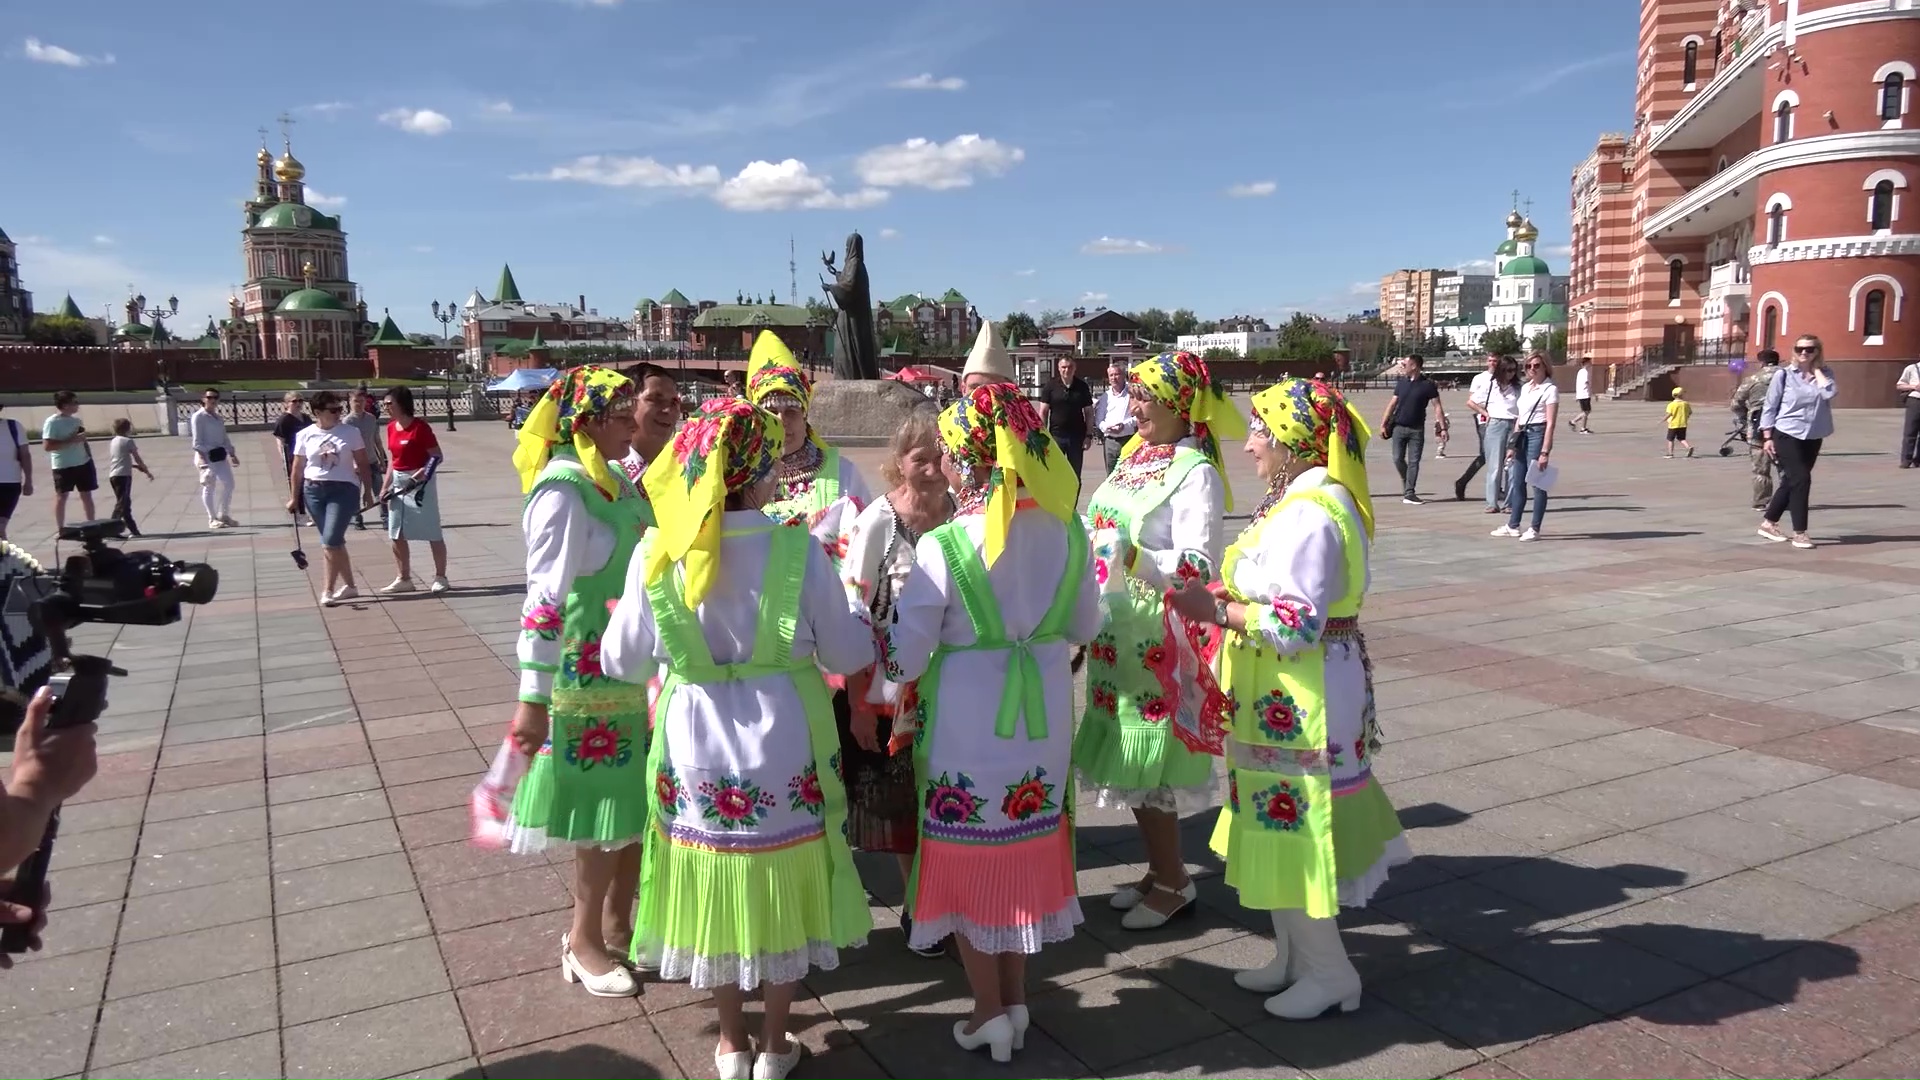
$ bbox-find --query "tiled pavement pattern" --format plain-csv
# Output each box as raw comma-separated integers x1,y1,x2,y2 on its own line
5,396,1920,1079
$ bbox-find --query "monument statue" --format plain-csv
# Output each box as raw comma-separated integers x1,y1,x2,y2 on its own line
820,231,880,380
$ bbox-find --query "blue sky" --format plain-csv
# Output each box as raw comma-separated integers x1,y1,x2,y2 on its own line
3,0,1632,337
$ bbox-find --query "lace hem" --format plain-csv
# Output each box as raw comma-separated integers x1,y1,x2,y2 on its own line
650,937,855,991
1082,778,1222,815
911,903,1083,955
1338,832,1413,908
504,822,644,855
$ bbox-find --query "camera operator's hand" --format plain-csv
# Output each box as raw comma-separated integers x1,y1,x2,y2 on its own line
1,687,98,876
0,882,48,968
509,701,550,759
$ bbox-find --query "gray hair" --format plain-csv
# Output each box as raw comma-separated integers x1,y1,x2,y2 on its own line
880,407,942,487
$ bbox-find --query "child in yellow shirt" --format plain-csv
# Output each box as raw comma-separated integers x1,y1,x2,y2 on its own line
1665,388,1694,458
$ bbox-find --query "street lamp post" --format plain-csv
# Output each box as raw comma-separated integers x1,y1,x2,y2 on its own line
133,293,180,395
430,299,460,431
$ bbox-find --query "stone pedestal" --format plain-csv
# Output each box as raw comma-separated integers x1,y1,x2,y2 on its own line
808,379,935,442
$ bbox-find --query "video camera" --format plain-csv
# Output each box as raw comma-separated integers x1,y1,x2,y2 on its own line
1,520,217,953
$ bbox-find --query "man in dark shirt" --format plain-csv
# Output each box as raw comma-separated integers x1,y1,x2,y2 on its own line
1036,355,1094,487
1379,355,1448,504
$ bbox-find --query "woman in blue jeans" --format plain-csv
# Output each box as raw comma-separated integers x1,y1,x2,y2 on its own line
1476,356,1521,512
287,390,374,606
1493,355,1559,542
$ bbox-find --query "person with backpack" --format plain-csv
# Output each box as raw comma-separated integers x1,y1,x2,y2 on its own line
0,404,33,542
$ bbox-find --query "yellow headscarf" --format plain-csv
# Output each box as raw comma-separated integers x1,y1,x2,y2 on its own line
1249,378,1375,539
1119,350,1248,509
937,383,1079,568
512,365,636,500
641,396,783,609
745,331,827,450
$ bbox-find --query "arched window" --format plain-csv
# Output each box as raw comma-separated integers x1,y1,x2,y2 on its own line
1886,73,1908,122
1864,290,1887,340
1683,40,1700,86
1871,180,1896,230
1762,305,1780,348
1773,91,1799,142
1667,259,1685,303
1767,204,1787,245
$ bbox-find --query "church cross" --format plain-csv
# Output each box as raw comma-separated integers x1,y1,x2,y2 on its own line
276,111,296,148
1510,189,1521,211
256,125,269,148
1522,197,1534,217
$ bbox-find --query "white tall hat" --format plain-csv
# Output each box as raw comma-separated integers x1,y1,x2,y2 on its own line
963,320,1014,381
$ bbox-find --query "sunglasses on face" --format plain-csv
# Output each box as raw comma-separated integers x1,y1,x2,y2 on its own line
1794,345,1819,354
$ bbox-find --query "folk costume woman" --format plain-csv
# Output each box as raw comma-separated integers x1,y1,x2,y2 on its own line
1168,378,1410,1021
601,397,874,1080
744,330,872,561
878,383,1103,1064
505,366,653,999
1072,351,1243,930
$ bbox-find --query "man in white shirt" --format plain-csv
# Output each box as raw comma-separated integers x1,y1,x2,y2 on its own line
1453,354,1502,504
189,388,240,528
1898,360,1920,468
1570,356,1595,434
1092,359,1136,472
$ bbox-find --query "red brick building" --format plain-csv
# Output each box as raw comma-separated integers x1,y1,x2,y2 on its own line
1568,134,1636,364
1585,0,1919,406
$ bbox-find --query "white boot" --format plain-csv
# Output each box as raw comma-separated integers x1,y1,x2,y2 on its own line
1233,908,1296,993
1263,911,1361,1020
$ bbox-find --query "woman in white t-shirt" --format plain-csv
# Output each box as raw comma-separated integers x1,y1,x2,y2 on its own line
0,404,33,542
287,391,374,605
1493,355,1559,542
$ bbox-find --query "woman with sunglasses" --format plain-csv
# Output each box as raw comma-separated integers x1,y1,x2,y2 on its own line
1492,355,1558,542
286,391,374,604
1758,335,1837,549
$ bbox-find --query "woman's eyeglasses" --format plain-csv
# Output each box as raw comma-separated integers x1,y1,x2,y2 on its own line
1793,346,1819,355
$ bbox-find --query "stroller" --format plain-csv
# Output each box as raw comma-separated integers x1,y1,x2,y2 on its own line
1718,407,1760,457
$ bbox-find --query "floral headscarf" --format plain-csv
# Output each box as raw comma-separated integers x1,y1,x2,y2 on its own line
641,396,783,609
937,383,1078,568
1121,351,1248,509
1249,378,1374,538
745,331,826,449
512,365,636,500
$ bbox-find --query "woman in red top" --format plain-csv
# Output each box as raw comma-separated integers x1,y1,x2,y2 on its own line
379,386,451,594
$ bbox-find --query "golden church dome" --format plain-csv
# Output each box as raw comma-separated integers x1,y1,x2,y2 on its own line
273,152,306,182
256,146,272,165
1515,217,1540,241
1505,208,1525,229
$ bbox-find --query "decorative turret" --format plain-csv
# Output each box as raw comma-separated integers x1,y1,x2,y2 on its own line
495,264,523,304
56,294,84,320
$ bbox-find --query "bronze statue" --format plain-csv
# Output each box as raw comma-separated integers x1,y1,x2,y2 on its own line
821,231,880,379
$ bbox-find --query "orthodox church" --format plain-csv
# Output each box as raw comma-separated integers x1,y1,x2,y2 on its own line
218,131,369,360
1430,209,1568,353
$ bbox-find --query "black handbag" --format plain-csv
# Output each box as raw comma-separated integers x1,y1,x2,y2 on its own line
1508,393,1544,453
206,446,227,463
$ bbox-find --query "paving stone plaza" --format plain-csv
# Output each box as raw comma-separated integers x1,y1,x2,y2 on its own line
4,393,1920,1079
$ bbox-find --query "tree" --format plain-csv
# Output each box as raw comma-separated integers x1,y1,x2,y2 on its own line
1000,311,1039,345
1168,308,1200,340
1128,307,1172,344
1202,346,1238,360
1415,333,1455,356
1276,313,1335,363
27,314,98,346
1035,308,1070,332
1480,326,1524,357
1530,326,1568,362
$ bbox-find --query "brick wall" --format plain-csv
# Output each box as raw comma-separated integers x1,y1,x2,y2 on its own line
0,347,447,392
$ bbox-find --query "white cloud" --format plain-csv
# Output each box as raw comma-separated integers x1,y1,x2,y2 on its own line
1080,292,1109,304
853,134,1023,191
23,38,112,67
302,101,351,116
1081,236,1165,256
1456,258,1497,273
1014,268,1036,277
513,154,721,189
1543,243,1573,257
91,235,113,246
305,188,348,210
1226,180,1277,198
378,108,454,136
411,244,435,254
890,73,966,92
12,238,224,328
483,100,515,116
712,159,887,212
1348,281,1376,295
1021,298,1040,307
877,227,899,239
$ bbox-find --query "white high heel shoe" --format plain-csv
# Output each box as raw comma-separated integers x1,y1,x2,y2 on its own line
952,1013,1016,1063
1234,909,1296,993
1263,911,1361,1020
1108,874,1154,911
1007,1004,1030,1050
559,932,639,997
1120,879,1197,930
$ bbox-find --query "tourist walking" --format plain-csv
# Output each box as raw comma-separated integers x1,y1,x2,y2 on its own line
1493,356,1558,542
347,390,386,531
1733,350,1780,508
1664,388,1695,458
839,410,953,958
1898,357,1920,468
1378,354,1448,504
1093,358,1136,472
1167,377,1408,1021
378,387,450,595
189,389,239,529
287,391,373,604
1570,356,1595,433
1759,335,1838,548
0,404,31,542
1074,352,1240,931
603,396,873,1080
42,391,97,533
271,392,314,523
1452,354,1512,509
505,366,653,1000
746,332,872,559
876,383,1102,1064
106,419,153,537
1036,355,1095,485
